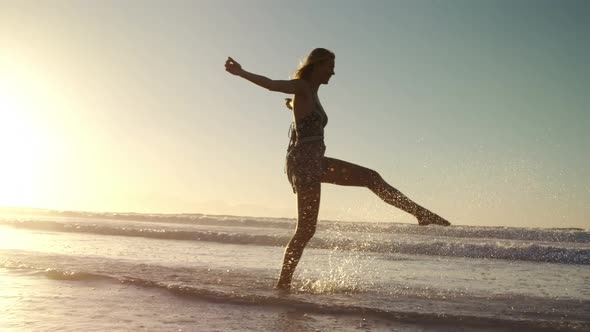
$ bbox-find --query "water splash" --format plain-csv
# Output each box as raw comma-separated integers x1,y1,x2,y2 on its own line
297,224,377,294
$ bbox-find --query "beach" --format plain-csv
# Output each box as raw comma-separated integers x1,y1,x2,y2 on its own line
1,210,588,331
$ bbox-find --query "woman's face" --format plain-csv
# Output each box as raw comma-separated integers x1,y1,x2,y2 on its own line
316,59,335,84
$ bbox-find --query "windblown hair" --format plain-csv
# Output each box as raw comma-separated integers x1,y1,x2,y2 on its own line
285,48,335,110
293,48,335,80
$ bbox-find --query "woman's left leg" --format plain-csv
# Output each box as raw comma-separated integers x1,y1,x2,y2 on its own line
276,183,321,290
321,157,450,226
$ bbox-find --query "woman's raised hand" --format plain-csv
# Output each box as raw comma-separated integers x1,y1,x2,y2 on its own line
225,57,243,76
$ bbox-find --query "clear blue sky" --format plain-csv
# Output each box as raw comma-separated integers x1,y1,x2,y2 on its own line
1,0,588,228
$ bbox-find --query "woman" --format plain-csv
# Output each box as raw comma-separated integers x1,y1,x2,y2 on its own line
225,48,450,290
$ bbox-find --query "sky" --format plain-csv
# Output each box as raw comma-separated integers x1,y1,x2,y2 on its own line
0,0,588,228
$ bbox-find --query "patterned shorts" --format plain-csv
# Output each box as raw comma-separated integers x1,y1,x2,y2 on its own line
286,141,326,194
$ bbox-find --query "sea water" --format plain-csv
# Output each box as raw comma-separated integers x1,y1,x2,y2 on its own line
0,210,588,331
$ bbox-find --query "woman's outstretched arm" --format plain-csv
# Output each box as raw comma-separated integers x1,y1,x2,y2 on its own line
225,57,306,94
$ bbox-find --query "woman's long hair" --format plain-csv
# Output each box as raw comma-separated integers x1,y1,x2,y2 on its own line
285,48,335,110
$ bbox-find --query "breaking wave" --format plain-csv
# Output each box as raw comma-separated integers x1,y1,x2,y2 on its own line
2,220,588,265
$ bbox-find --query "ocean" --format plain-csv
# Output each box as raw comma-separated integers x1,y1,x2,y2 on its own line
1,209,588,331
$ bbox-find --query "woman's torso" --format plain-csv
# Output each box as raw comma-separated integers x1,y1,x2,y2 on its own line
289,92,328,147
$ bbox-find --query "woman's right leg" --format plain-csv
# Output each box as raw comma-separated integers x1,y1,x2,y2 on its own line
321,157,450,226
276,182,321,290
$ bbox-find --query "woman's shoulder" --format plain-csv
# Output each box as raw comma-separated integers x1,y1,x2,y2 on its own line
293,79,312,97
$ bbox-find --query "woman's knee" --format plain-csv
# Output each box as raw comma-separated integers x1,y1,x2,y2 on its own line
294,224,316,243
366,169,383,188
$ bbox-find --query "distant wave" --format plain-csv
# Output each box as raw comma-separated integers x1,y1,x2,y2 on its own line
43,269,110,281
2,208,588,243
3,220,589,265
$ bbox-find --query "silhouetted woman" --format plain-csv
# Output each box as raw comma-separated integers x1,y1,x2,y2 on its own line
225,48,450,290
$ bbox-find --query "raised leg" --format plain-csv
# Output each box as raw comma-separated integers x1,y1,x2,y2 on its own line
321,157,450,226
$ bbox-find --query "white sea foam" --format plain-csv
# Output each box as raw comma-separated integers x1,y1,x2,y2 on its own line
1,218,588,264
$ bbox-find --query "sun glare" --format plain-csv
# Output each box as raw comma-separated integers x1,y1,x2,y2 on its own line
0,57,63,208
0,91,36,206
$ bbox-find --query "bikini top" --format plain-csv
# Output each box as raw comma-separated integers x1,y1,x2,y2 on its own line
287,94,328,148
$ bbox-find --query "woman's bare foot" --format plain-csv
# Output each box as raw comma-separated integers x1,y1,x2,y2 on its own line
417,211,451,226
274,282,291,293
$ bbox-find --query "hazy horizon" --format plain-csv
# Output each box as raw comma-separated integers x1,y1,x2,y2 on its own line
0,206,590,230
1,0,588,228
